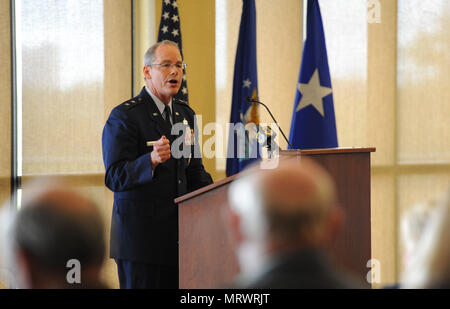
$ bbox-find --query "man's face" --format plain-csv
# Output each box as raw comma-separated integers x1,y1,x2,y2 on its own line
144,44,183,103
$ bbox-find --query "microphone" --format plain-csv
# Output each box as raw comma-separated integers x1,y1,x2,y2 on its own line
246,97,294,149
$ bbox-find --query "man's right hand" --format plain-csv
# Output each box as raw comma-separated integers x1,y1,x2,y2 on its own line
150,135,171,169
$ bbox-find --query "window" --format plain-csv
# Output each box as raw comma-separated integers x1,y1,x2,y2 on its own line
320,0,450,286
7,0,132,289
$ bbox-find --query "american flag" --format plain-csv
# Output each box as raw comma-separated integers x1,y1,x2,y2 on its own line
158,0,189,104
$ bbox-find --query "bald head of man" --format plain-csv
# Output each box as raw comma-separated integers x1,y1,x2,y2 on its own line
261,158,341,251
11,182,106,289
228,157,343,269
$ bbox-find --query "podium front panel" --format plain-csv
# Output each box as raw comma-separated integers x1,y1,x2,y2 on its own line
178,148,374,288
178,183,239,288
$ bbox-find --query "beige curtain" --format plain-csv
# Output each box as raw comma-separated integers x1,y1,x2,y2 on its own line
395,0,450,281
216,0,450,287
18,0,132,288
321,0,450,287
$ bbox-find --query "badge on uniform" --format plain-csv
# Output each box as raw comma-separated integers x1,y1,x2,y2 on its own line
183,119,194,165
183,118,194,146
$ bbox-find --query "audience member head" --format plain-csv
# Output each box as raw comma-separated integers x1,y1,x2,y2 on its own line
401,189,450,288
10,180,106,289
228,157,343,278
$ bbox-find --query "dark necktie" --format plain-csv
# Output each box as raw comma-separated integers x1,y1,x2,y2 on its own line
163,105,172,128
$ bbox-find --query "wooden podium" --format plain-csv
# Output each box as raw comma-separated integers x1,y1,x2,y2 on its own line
175,147,375,288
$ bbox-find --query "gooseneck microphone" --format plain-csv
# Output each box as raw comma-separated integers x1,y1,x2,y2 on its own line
246,97,294,149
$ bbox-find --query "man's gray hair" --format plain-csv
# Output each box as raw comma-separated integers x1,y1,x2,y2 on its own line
143,40,181,66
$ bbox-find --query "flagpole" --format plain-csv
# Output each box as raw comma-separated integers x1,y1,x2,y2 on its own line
302,0,307,43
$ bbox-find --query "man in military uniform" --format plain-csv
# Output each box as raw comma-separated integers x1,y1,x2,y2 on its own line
102,40,213,289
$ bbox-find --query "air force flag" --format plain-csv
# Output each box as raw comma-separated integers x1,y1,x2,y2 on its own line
226,0,260,177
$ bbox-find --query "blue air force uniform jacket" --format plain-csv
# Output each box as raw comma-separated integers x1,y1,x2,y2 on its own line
102,87,213,266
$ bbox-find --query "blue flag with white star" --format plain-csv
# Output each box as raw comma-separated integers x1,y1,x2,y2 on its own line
226,0,260,177
288,0,338,149
158,0,189,103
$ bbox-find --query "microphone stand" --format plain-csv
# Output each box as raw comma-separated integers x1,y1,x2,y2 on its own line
246,97,294,149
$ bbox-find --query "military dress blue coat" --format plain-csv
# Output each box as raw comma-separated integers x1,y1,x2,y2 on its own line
102,87,213,266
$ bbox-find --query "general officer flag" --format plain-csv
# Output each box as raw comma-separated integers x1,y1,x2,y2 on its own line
226,0,260,177
288,0,338,149
158,0,189,103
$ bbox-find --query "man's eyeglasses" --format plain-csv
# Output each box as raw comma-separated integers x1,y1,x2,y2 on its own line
149,63,187,71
